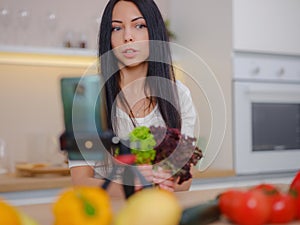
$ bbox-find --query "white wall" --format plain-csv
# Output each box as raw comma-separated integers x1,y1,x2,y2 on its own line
0,58,97,172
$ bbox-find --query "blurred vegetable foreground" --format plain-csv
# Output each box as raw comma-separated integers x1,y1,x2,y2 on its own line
0,199,38,225
53,187,182,225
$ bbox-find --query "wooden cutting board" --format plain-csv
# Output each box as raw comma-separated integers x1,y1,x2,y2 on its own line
15,163,70,177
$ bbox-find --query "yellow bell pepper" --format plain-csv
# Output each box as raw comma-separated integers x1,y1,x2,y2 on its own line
53,187,112,225
0,199,22,225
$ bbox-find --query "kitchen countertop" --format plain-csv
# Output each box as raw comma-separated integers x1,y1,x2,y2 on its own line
0,169,235,193
0,173,72,193
17,184,299,225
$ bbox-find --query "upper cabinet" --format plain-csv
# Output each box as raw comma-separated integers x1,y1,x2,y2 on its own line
233,0,300,55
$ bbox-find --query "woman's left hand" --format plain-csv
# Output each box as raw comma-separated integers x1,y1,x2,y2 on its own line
153,167,175,192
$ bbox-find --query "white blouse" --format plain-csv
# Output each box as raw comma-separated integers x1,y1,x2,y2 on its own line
68,80,196,170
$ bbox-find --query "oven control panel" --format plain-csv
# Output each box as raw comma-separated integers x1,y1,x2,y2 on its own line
233,52,300,82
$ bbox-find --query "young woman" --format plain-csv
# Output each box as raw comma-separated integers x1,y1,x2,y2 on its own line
69,0,196,197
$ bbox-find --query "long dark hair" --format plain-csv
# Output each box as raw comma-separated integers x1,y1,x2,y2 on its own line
98,0,181,133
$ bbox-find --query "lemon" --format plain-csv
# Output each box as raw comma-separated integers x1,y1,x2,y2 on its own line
114,188,182,225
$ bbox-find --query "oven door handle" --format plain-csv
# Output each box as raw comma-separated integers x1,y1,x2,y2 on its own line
245,86,300,96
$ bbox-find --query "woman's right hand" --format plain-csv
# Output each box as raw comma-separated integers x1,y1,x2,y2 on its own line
153,167,175,192
135,164,154,190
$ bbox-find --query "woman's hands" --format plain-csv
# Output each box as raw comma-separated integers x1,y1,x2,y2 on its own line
135,165,175,192
153,166,175,192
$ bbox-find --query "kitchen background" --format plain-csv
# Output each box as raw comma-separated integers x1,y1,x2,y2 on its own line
0,0,300,175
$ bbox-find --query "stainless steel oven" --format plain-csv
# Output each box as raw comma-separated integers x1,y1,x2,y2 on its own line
233,52,300,174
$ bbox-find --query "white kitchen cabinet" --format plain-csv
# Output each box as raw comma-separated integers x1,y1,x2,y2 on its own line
233,0,300,55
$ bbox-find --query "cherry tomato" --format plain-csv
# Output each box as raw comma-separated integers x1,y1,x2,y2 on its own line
219,189,244,223
234,190,271,225
269,193,296,223
251,183,280,206
251,183,280,195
